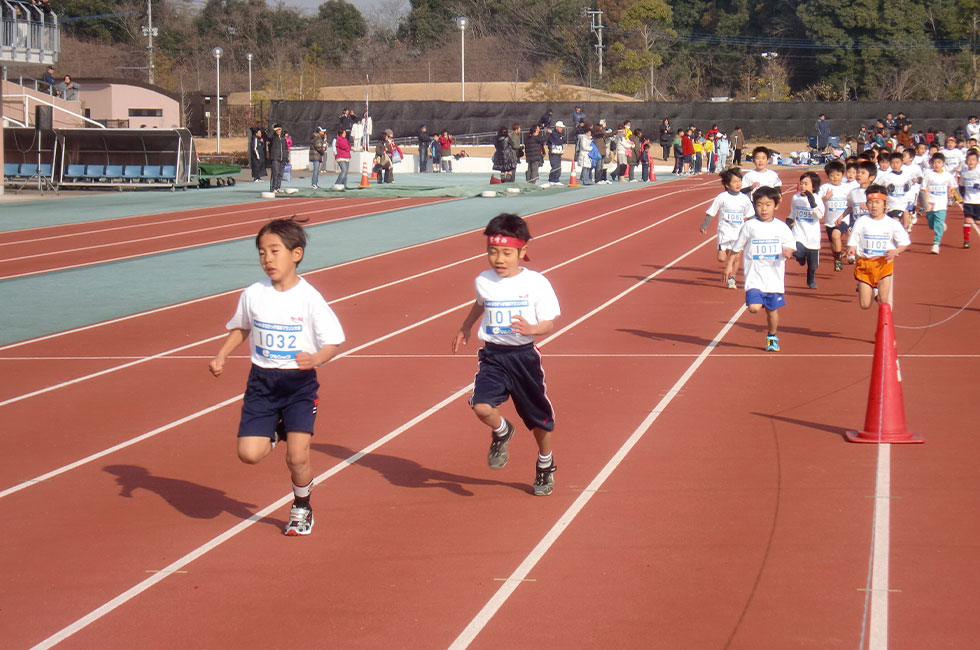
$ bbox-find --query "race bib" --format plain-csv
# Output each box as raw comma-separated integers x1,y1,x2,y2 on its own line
254,320,301,361
721,210,744,226
484,299,529,335
860,234,890,257
750,238,781,260
827,197,846,213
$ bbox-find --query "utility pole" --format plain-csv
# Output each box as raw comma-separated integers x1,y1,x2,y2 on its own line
586,9,604,78
141,0,157,84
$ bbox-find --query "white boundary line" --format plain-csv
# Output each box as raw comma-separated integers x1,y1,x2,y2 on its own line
9,352,980,361
28,217,716,650
449,304,748,649
860,443,891,650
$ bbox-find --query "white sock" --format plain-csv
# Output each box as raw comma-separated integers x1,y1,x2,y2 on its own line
537,452,553,468
493,419,509,436
292,480,313,499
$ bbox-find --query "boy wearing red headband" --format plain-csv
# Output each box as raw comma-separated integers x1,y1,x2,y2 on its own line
848,184,911,309
451,213,561,496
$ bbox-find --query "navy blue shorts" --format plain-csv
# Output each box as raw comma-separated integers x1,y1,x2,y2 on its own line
963,203,980,219
238,365,319,439
825,221,849,238
745,289,785,311
471,342,555,432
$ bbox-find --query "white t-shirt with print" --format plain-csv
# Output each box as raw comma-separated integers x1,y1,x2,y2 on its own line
849,216,911,259
475,268,560,346
733,218,796,294
742,169,782,191
878,168,916,211
846,186,871,225
942,147,964,172
789,193,825,249
921,170,957,211
706,190,755,245
819,182,851,225
226,277,345,369
959,165,980,205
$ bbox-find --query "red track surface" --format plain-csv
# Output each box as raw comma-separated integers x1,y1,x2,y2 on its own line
1,177,978,649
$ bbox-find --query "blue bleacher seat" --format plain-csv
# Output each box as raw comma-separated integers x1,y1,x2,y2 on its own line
105,165,124,179
84,164,105,179
806,136,818,149
159,165,177,179
123,165,142,180
20,163,38,177
141,165,161,180
65,164,85,178
4,162,22,177
39,164,52,177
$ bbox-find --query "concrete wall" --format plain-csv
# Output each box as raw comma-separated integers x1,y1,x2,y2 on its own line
1,79,83,128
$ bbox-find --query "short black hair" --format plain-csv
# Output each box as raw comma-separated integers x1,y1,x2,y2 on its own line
858,160,878,177
889,151,903,161
866,183,887,197
931,152,946,163
752,186,782,206
751,146,770,158
719,168,742,188
800,171,821,191
484,213,531,242
824,160,845,175
256,216,308,265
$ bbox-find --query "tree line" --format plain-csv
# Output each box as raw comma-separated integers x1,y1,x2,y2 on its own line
48,0,980,102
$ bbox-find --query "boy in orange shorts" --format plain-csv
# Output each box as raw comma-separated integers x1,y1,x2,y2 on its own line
848,184,911,309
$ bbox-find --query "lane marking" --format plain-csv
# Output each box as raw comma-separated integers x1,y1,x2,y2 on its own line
10,352,980,361
27,218,715,649
859,443,892,650
448,304,748,650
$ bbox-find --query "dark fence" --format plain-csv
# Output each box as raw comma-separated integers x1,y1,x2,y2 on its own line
271,100,979,148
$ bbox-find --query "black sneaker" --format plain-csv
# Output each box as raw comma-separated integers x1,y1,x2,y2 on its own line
283,502,314,536
533,461,557,496
488,420,515,469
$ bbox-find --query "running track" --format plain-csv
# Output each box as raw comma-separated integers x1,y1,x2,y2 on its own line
1,176,978,649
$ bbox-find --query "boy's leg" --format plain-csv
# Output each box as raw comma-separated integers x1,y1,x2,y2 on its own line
857,282,875,309
877,275,894,307
531,426,556,496
766,308,779,335
473,402,515,469
964,216,973,247
237,436,274,464
933,211,946,244
806,248,819,287
283,431,315,536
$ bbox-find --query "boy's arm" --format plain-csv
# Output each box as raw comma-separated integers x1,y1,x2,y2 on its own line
296,344,341,370
699,212,715,232
885,244,908,261
510,316,554,337
209,328,248,377
451,301,484,353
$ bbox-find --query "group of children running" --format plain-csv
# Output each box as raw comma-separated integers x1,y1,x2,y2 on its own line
702,141,978,351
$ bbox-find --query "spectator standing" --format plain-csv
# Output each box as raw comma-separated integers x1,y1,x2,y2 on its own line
248,126,267,182
339,109,354,146
42,66,56,94
592,125,608,183
815,113,830,150
524,124,545,183
309,126,327,189
671,134,683,174
572,106,587,130
508,123,524,181
731,126,744,166
333,128,351,188
374,129,394,183
716,133,731,169
681,128,695,175
539,109,554,132
658,118,672,161
576,125,594,185
56,75,79,101
547,121,566,184
492,125,518,182
439,130,455,172
965,116,980,141
417,125,430,172
268,123,289,193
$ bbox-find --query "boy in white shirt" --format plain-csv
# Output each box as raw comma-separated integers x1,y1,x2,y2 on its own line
920,152,963,253
956,149,980,248
849,185,910,309
879,151,916,230
819,160,852,271
452,213,562,496
700,168,755,289
733,186,797,351
941,136,964,173
787,171,826,289
839,160,879,263
902,148,923,225
741,146,782,200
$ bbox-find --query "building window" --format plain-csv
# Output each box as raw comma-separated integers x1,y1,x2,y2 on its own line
129,108,163,117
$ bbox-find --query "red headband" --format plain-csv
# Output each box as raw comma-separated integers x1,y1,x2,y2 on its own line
487,235,530,260
866,192,887,201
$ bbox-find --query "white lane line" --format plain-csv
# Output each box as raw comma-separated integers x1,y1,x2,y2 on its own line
449,304,748,650
27,221,715,650
860,443,892,650
11,353,980,361
0,199,420,281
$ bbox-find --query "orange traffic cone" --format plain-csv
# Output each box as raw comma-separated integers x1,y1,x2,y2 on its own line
568,161,580,187
359,161,371,188
845,303,923,443
489,174,501,184
650,164,657,181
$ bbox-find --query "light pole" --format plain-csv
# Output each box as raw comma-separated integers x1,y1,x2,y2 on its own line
212,46,222,152
761,51,778,102
455,16,467,101
246,51,253,120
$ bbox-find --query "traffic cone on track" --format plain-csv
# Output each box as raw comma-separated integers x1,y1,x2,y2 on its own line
845,303,923,443
650,164,657,181
359,161,371,188
568,161,580,187
489,174,501,184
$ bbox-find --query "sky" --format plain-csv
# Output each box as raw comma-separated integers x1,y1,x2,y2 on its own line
282,0,409,20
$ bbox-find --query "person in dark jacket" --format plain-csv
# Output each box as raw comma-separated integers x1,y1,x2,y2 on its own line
508,123,524,182
547,121,566,183
268,123,289,193
539,109,554,131
658,118,672,161
524,124,545,183
492,125,518,182
309,126,327,189
815,114,831,151
339,109,355,147
248,126,267,181
418,125,430,172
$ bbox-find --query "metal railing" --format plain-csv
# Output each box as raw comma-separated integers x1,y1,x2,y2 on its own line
0,3,59,58
6,93,105,128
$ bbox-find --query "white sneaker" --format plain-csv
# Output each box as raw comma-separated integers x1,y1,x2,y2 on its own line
727,277,737,289
847,254,856,264
930,244,940,254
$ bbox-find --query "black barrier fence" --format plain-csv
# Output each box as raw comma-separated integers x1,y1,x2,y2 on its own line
271,100,980,148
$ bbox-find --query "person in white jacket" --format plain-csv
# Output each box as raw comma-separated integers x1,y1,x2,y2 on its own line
576,129,594,185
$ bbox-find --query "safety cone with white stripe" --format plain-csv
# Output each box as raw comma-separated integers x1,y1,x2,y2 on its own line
359,161,371,188
568,161,580,187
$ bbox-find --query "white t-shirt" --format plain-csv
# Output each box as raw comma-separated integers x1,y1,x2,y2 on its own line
942,147,964,172
475,268,560,345
846,186,871,225
706,190,755,245
733,218,796,294
878,168,916,211
849,216,911,258
914,153,930,168
789,193,825,249
921,170,957,211
959,165,980,204
742,169,782,191
226,277,345,369
819,182,851,224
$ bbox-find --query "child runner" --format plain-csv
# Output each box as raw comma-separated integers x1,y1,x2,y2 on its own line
902,148,923,227
819,160,851,271
787,171,826,289
879,151,915,230
848,184,911,309
958,149,980,249
451,214,561,496
209,218,345,536
733,187,796,351
700,168,755,289
741,146,782,198
838,160,879,264
920,152,963,253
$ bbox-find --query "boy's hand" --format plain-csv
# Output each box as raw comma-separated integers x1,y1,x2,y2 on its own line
451,329,469,354
510,315,539,336
885,250,899,261
295,351,316,370
208,356,224,377
699,227,707,234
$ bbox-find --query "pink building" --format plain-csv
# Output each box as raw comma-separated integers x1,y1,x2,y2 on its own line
75,78,181,129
